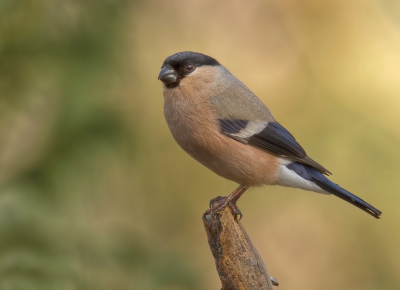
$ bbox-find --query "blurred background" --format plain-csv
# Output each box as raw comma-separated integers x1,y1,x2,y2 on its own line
1,0,400,289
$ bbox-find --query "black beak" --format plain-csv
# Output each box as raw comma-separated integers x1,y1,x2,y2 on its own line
158,66,178,85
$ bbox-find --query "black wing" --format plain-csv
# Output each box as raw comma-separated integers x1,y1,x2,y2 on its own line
248,122,306,158
219,119,305,158
218,119,330,175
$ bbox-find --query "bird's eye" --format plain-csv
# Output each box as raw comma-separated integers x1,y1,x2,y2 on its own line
184,63,195,73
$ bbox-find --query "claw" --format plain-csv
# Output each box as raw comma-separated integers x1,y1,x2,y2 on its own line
205,196,229,219
228,202,243,221
205,185,248,221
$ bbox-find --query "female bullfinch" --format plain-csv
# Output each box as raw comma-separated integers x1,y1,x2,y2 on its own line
158,51,381,219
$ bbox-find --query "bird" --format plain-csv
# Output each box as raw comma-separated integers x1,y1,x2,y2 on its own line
158,51,381,219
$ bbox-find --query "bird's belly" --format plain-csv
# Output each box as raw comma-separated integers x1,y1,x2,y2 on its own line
168,122,279,187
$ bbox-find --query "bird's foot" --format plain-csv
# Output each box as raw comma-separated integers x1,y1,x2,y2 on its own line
209,196,226,209
205,196,243,221
228,201,242,221
205,186,247,221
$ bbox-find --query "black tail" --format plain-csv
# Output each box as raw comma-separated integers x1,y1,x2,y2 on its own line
289,163,382,219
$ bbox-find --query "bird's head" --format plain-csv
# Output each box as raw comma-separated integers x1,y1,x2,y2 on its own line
158,51,220,89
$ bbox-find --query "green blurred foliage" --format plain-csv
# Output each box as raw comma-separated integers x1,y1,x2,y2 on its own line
1,0,400,289
0,0,201,289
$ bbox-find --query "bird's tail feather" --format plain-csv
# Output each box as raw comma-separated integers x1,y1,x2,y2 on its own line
306,166,382,219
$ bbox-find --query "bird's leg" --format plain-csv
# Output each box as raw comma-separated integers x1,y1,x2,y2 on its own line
228,185,247,220
205,185,248,220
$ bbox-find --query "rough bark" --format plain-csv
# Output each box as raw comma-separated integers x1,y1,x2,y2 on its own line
203,203,276,290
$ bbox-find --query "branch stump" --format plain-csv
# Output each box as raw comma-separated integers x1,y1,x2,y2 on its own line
203,201,277,290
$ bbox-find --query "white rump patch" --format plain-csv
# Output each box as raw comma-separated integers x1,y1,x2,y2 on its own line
277,163,329,195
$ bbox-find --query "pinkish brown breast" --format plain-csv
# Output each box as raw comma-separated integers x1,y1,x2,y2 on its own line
163,69,279,187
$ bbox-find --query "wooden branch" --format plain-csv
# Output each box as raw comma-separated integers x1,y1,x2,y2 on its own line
203,202,277,290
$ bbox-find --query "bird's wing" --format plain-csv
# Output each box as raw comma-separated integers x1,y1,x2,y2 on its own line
218,119,331,175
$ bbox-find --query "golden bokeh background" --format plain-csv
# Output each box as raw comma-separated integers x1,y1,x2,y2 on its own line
1,0,400,289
